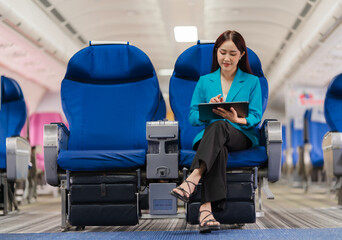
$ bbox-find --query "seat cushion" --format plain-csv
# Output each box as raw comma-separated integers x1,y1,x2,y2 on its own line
180,146,267,168
57,149,146,171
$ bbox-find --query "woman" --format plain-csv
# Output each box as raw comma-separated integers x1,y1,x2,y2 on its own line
170,30,262,233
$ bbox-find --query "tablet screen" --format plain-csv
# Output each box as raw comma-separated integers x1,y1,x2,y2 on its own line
198,101,249,121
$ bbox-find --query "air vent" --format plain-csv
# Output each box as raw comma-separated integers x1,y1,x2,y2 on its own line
280,42,286,50
286,31,293,41
266,0,318,76
300,3,312,18
78,36,87,44
2,19,43,48
65,23,77,34
33,1,87,48
50,8,65,22
292,18,302,30
320,15,342,42
44,49,66,65
39,0,52,8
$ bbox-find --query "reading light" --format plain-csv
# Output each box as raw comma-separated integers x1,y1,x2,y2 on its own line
174,26,198,42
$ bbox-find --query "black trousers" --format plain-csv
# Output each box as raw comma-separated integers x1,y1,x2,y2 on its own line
191,120,251,211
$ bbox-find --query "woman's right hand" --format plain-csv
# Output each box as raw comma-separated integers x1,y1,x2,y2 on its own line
209,94,224,103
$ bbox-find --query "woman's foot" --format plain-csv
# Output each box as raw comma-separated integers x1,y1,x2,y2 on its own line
170,180,197,202
170,169,202,202
198,202,220,233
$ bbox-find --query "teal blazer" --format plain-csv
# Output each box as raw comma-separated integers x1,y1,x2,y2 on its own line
189,68,263,148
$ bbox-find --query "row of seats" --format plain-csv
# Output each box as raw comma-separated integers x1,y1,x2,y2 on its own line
289,108,329,190
322,74,342,204
0,74,67,213
281,74,342,195
0,76,31,215
42,41,282,229
0,40,283,226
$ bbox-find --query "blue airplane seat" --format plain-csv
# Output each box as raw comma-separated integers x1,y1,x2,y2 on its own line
58,42,163,171
290,118,303,167
282,125,286,166
324,74,342,132
170,42,270,170
169,41,282,225
153,90,167,121
303,108,329,168
44,42,165,228
0,76,27,169
322,74,342,187
0,75,30,215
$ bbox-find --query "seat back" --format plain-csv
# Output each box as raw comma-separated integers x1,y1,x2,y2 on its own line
29,112,65,171
290,118,303,167
304,108,329,167
169,41,268,151
62,42,164,151
0,76,27,169
282,125,286,166
324,73,342,132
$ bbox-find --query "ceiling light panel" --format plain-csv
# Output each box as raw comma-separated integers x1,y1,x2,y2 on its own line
174,26,198,42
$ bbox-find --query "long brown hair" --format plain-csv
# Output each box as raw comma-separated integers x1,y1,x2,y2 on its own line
211,30,252,74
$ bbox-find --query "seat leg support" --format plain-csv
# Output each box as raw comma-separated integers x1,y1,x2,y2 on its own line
338,187,342,206
333,177,342,190
256,177,275,218
2,174,8,215
7,185,18,211
256,181,264,218
334,177,342,206
262,177,275,200
255,175,265,217
60,179,68,230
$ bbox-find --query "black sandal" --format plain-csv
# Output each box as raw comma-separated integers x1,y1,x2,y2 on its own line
199,210,220,234
170,180,197,203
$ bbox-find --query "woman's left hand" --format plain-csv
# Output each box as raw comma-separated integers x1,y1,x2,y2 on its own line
212,107,247,125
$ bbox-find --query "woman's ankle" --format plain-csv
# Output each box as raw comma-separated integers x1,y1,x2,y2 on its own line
199,202,211,212
190,169,202,180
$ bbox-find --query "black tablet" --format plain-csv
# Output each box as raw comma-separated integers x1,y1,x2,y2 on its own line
198,101,249,121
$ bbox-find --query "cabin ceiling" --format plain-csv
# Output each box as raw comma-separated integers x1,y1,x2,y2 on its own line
0,0,342,116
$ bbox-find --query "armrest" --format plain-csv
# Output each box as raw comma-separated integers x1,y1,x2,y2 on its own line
146,121,178,154
323,131,342,176
303,143,312,166
6,136,31,181
260,119,282,182
146,121,179,179
44,123,69,186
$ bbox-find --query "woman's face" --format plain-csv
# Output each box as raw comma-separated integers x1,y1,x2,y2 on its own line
217,40,244,73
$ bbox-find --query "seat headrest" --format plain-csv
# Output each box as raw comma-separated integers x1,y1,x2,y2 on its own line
174,42,265,80
1,76,24,103
65,44,155,84
324,73,342,131
248,48,264,77
174,43,213,80
326,74,342,97
172,42,268,113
